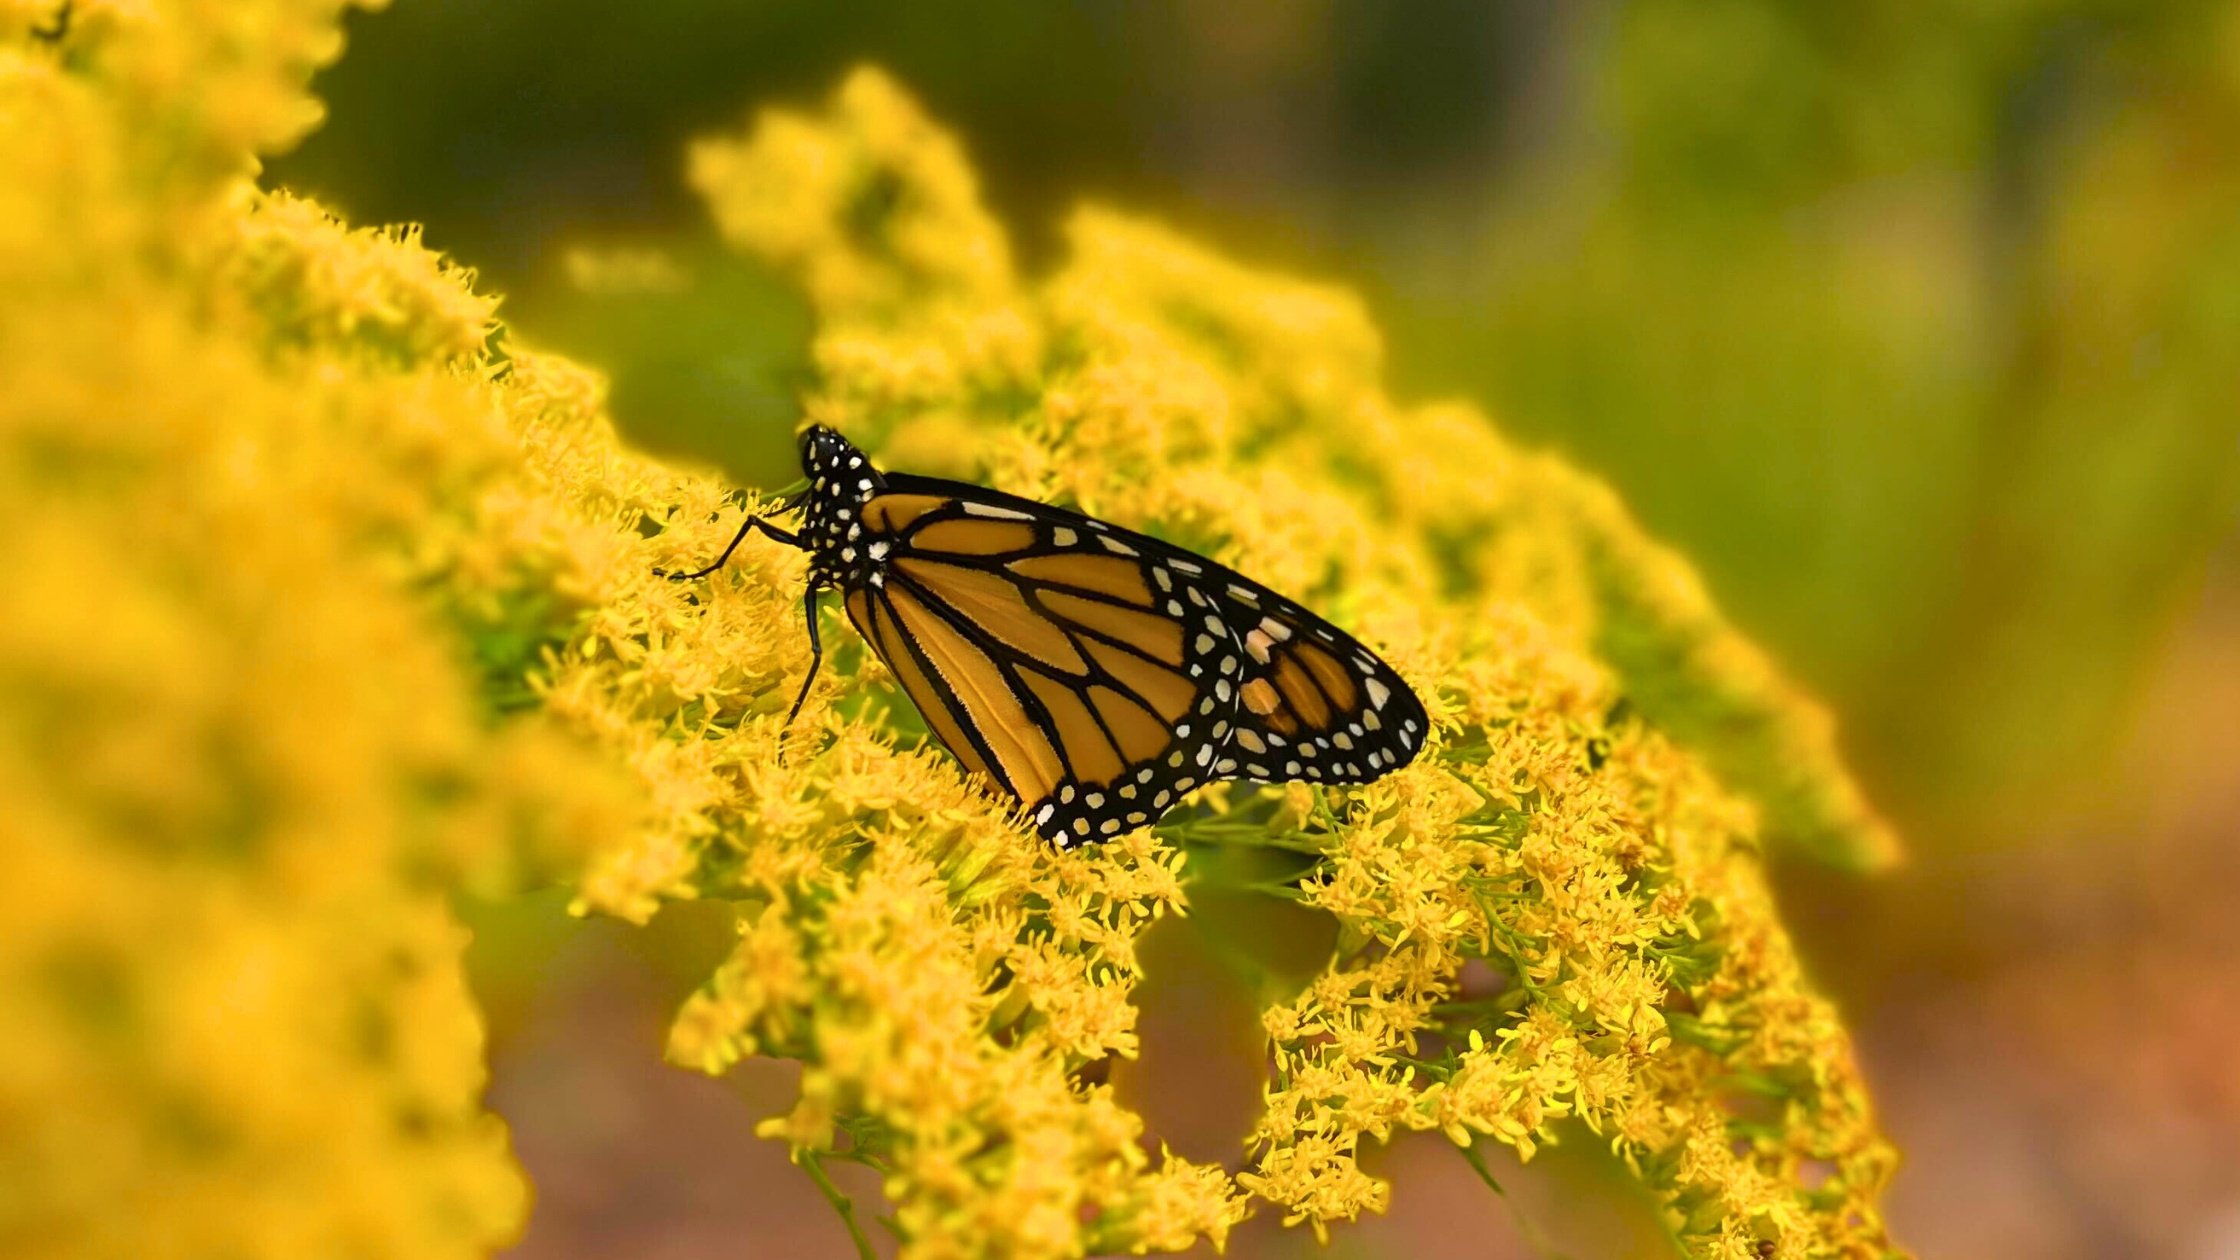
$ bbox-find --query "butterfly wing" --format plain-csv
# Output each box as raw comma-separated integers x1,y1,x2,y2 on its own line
1189,574,1428,785
842,473,1422,847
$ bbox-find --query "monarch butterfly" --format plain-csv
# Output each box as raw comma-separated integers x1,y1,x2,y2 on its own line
663,426,1427,849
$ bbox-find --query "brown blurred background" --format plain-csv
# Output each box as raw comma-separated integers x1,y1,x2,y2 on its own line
277,3,2240,1255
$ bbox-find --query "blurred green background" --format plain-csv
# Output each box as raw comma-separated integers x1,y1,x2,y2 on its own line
275,3,2240,1257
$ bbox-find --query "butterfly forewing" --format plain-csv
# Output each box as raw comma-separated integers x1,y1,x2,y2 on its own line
844,583,999,784
833,471,1423,847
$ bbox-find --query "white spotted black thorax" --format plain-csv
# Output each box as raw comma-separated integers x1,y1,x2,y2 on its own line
796,425,885,591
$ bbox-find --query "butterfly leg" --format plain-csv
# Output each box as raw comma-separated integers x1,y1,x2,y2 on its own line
31,0,70,42
658,513,803,581
783,588,823,727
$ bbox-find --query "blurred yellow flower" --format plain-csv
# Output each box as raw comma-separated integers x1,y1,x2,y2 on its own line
1,5,1904,1257
2,5,636,1259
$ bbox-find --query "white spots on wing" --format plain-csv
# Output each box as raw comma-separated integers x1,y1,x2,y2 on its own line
1060,785,1077,803
1194,632,1217,654
1235,729,1266,754
1098,535,1138,557
1035,803,1054,824
1202,614,1224,635
1052,526,1078,547
1365,677,1391,711
1214,679,1233,703
1153,568,1173,593
1169,559,1203,575
1100,819,1121,835
963,501,1033,521
1218,655,1237,676
1166,600,1185,615
868,540,890,559
1363,709,1383,732
1215,758,1238,775
1186,587,1207,608
1227,584,1259,606
1332,731,1354,750
1168,750,1187,767
1195,745,1214,767
1244,628,1274,664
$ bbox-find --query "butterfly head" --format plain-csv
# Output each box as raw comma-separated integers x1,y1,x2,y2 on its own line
794,425,884,587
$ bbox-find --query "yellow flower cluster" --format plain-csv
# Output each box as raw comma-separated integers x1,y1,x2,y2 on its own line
1,5,634,1257
0,0,1905,1252
657,69,1905,1257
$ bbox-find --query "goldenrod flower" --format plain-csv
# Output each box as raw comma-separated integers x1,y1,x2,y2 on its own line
662,68,1904,1257
3,6,633,1258
1,7,1903,1257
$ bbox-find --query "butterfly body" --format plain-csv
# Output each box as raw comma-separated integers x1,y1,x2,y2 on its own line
674,426,1426,848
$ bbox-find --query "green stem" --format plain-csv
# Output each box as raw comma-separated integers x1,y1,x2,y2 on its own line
1164,824,1328,853
1458,1139,1574,1260
823,1147,895,1175
798,1147,878,1260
